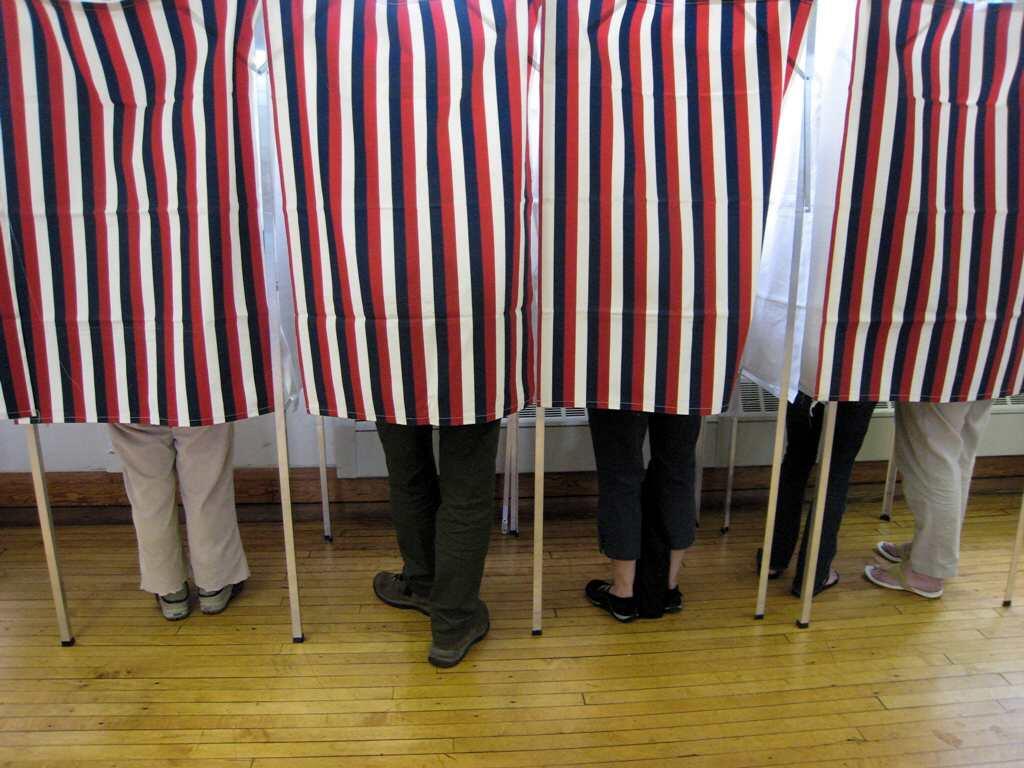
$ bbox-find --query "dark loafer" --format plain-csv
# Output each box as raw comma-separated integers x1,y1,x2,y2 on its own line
373,572,431,617
428,604,490,669
585,580,638,623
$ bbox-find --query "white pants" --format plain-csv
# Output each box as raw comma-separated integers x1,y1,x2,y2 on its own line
109,423,250,596
894,401,993,580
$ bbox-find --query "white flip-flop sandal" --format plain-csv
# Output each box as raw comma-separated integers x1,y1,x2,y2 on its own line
875,541,904,564
864,564,943,599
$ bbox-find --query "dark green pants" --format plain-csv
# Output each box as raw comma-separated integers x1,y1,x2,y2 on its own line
376,420,501,646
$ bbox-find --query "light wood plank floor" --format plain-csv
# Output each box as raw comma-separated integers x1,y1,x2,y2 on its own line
1,490,1023,767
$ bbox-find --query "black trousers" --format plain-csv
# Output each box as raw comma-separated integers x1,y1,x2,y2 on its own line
376,420,501,646
770,394,876,592
587,408,702,561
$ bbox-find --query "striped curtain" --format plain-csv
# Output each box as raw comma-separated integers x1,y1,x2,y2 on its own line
813,0,1024,403
265,0,535,426
0,248,33,420
0,0,274,426
539,0,812,416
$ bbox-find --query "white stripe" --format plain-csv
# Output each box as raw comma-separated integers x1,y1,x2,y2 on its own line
573,0,592,408
639,1,659,412
539,0,557,408
16,1,64,422
673,3,695,411
408,4,440,425
707,3,729,410
605,1,626,410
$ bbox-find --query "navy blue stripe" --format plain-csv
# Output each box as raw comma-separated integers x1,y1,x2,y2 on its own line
385,4,418,419
417,4,451,420
650,4,671,412
52,3,108,420
891,8,945,396
859,0,913,400
720,5,740,412
585,0,603,406
160,0,201,421
122,4,168,421
230,0,269,413
919,11,964,399
198,0,234,424
684,3,705,408
84,10,142,420
453,1,487,421
24,2,75,419
755,2,775,207
490,0,516,414
550,2,569,404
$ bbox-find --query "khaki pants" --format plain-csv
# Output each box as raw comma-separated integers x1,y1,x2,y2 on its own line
109,423,249,596
894,401,993,580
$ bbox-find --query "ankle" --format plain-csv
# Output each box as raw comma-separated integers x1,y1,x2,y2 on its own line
609,583,634,599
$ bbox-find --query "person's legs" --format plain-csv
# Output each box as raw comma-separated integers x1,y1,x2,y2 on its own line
109,423,188,596
587,408,649,596
431,420,501,649
769,394,820,572
375,421,441,600
958,401,993,519
792,400,876,593
896,402,975,582
173,424,249,598
646,412,701,591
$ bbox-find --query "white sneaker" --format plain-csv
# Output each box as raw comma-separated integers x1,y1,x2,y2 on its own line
156,584,191,621
198,582,244,615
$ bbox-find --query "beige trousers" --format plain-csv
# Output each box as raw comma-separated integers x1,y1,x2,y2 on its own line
894,401,993,580
109,423,250,596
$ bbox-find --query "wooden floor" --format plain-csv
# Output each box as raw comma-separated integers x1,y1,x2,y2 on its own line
1,491,1023,767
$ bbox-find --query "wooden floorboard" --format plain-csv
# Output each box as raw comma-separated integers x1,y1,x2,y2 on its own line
0,490,1022,766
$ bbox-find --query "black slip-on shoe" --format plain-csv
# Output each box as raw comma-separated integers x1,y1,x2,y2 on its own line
428,605,490,669
790,569,840,598
664,586,683,614
585,580,638,623
373,571,431,617
756,548,783,580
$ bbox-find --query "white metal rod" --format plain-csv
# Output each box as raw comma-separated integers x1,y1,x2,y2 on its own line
25,424,74,646
1004,489,1024,608
881,431,897,522
510,414,520,534
316,416,333,541
531,408,546,636
755,3,817,620
723,415,739,533
275,402,303,642
798,401,838,629
501,416,514,535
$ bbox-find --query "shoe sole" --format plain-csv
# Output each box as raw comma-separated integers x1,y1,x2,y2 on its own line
863,565,942,599
428,622,489,669
588,597,637,623
875,542,902,564
373,584,430,618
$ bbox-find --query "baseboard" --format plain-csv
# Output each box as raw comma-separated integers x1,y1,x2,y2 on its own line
2,457,1021,511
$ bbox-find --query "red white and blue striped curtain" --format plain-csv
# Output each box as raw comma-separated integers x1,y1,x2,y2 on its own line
813,0,1024,403
0,249,33,420
264,0,535,426
0,0,274,426
539,0,812,416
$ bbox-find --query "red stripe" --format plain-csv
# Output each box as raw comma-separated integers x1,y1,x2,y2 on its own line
396,4,429,422
0,240,31,417
595,0,613,409
467,2,496,422
36,6,86,421
1,3,53,421
628,3,647,408
504,0,526,413
428,2,464,422
561,0,580,406
731,3,753,400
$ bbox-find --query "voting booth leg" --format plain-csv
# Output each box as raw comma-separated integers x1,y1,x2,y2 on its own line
797,402,838,629
510,415,520,535
275,406,304,642
756,396,791,619
722,415,739,534
532,409,546,636
1004,490,1024,608
881,432,897,522
694,424,705,527
316,416,333,542
26,425,74,647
